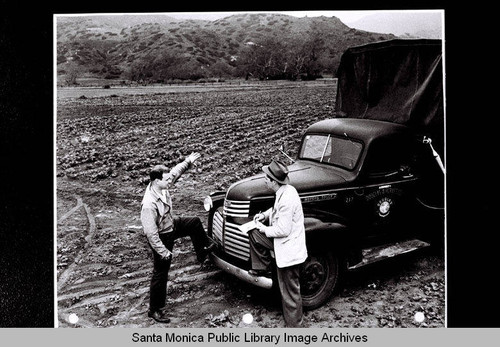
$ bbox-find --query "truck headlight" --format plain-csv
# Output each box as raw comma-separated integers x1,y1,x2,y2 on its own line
203,196,213,211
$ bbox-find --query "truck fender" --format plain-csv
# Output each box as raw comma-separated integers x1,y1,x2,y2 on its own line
304,217,348,252
209,191,226,203
206,191,225,214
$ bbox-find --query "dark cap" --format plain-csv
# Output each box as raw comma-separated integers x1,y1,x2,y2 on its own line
262,160,290,184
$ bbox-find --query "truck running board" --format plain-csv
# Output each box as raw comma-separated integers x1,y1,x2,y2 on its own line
347,239,430,270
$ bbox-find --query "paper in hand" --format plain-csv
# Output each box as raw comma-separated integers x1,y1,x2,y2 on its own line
238,220,258,234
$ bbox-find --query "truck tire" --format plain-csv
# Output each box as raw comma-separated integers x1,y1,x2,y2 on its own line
300,251,340,310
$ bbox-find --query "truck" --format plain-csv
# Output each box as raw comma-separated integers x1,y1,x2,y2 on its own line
203,39,445,309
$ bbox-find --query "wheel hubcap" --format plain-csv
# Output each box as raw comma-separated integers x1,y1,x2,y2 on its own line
301,257,327,295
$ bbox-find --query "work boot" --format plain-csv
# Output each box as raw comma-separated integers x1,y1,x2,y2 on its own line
198,239,217,262
148,310,170,323
204,239,217,252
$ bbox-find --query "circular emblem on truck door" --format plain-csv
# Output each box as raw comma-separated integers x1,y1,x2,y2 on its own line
377,197,393,217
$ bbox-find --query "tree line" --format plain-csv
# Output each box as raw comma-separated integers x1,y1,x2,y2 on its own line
128,32,339,83
61,30,342,85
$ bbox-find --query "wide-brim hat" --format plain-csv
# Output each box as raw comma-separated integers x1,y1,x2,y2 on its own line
262,160,290,184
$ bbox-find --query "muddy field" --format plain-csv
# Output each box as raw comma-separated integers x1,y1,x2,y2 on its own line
56,82,445,328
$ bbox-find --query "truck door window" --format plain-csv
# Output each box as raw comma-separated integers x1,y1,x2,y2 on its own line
365,136,413,177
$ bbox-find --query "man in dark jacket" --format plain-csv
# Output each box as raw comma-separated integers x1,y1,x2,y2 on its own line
141,152,214,323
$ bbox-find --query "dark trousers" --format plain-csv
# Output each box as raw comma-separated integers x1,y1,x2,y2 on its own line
249,230,304,327
149,216,210,313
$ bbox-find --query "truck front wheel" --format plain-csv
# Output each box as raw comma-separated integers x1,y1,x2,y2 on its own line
300,252,340,310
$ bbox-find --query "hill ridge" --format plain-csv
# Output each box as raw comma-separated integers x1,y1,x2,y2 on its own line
56,13,398,83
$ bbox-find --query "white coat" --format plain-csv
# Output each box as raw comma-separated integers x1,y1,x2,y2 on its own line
261,184,308,268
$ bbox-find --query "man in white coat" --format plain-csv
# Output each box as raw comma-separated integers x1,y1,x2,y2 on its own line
248,160,308,327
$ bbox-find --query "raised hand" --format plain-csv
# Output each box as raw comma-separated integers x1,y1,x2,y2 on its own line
186,152,201,164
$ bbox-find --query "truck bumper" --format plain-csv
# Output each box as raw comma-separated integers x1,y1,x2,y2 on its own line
210,253,273,290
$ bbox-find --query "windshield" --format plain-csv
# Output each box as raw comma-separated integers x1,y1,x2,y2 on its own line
299,134,363,170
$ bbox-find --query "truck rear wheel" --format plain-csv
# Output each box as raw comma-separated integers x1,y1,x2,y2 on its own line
300,252,340,310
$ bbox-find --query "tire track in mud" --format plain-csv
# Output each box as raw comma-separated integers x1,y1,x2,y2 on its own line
57,193,223,327
57,196,83,223
57,196,96,290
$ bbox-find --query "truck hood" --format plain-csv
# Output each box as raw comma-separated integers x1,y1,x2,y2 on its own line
226,160,352,201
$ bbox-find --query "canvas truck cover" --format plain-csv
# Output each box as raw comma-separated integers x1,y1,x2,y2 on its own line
335,39,444,157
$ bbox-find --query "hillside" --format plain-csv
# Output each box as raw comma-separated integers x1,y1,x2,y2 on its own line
56,13,396,83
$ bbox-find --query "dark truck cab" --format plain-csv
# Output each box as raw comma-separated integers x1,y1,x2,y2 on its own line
204,39,445,309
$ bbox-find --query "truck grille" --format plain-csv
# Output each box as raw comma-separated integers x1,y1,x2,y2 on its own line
223,221,250,260
211,207,250,261
223,199,250,218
